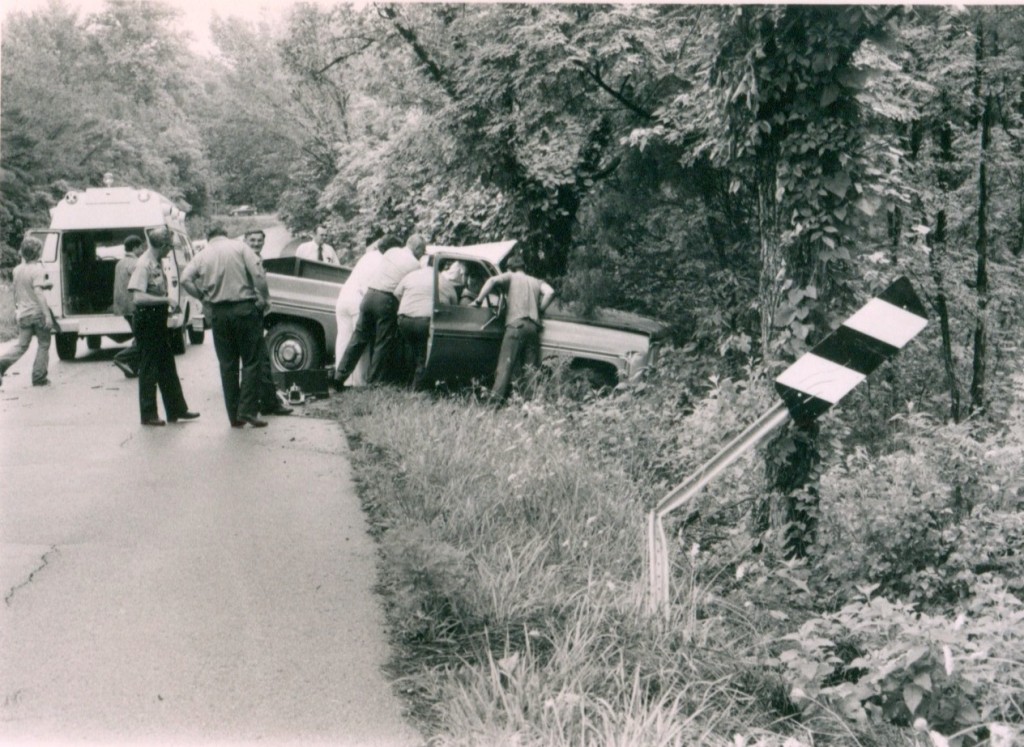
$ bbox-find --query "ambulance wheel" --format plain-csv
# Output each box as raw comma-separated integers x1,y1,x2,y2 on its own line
56,333,78,361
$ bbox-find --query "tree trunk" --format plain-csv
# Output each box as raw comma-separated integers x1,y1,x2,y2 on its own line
756,162,784,362
929,210,962,423
969,85,993,414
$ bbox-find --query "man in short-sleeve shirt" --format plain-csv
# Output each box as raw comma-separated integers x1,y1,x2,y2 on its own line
181,224,270,428
473,254,555,403
127,227,196,425
394,260,464,390
0,237,54,387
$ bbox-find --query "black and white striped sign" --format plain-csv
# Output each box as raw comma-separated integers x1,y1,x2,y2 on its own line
775,277,928,423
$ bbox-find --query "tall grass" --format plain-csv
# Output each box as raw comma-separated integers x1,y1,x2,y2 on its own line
316,348,1024,745
319,383,819,745
0,281,16,342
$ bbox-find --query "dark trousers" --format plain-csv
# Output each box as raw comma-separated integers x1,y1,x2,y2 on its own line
257,334,279,412
134,305,188,420
336,289,401,384
210,301,263,422
398,315,431,390
492,318,541,402
113,314,140,373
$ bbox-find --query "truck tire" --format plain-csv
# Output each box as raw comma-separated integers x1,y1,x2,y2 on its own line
55,333,78,361
86,335,102,350
266,322,322,372
170,325,186,355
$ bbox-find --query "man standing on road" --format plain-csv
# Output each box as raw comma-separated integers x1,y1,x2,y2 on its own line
111,234,145,378
0,237,55,389
181,224,270,428
243,228,292,417
333,232,398,387
394,260,465,391
294,224,340,265
333,233,426,388
127,227,199,425
473,253,555,404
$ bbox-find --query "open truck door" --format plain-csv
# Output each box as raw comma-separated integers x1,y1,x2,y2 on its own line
424,255,505,387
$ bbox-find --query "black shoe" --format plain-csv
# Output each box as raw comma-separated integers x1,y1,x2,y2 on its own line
264,405,293,416
169,411,200,422
113,360,138,378
141,417,166,426
234,415,268,428
32,379,51,387
330,374,347,392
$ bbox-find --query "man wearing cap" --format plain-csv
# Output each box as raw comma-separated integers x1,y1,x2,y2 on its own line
473,254,555,403
181,224,270,428
243,228,293,417
333,233,426,387
127,227,199,425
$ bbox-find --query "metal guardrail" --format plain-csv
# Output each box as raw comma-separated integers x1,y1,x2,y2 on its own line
646,400,792,616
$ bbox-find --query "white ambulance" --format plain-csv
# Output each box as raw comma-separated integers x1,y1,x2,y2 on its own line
29,184,205,361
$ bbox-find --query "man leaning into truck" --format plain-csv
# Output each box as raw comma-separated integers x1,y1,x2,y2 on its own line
333,233,426,387
473,253,555,404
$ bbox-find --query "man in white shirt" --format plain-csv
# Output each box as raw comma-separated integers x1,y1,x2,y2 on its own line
333,233,426,387
294,224,340,264
333,233,398,386
394,260,465,390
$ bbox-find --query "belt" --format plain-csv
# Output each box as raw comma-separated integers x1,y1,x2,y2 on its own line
211,299,257,307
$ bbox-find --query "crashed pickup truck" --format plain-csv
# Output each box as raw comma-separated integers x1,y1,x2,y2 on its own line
262,240,669,387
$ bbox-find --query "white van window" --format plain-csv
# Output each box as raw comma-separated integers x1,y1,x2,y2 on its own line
41,234,59,263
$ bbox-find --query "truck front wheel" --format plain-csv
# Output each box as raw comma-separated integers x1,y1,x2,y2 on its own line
266,322,322,372
55,333,78,361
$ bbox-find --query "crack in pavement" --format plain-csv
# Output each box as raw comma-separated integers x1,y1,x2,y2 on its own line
5,546,59,607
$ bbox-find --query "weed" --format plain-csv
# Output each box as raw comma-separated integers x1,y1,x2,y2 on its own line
0,281,16,342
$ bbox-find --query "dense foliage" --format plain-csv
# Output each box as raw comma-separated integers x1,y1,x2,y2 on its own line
4,2,1024,744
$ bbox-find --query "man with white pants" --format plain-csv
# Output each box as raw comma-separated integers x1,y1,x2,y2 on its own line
333,234,397,386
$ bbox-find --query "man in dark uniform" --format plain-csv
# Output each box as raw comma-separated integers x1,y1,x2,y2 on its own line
127,227,200,426
181,224,270,428
243,228,292,417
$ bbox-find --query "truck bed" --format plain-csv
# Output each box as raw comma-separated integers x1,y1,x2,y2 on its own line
262,256,351,284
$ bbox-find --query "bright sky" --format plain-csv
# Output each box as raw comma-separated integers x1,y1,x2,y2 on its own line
0,0,337,56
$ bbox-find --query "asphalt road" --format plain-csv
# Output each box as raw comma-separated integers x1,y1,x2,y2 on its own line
0,336,422,747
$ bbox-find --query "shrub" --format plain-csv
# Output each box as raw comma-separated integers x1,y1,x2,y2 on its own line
772,582,1024,744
